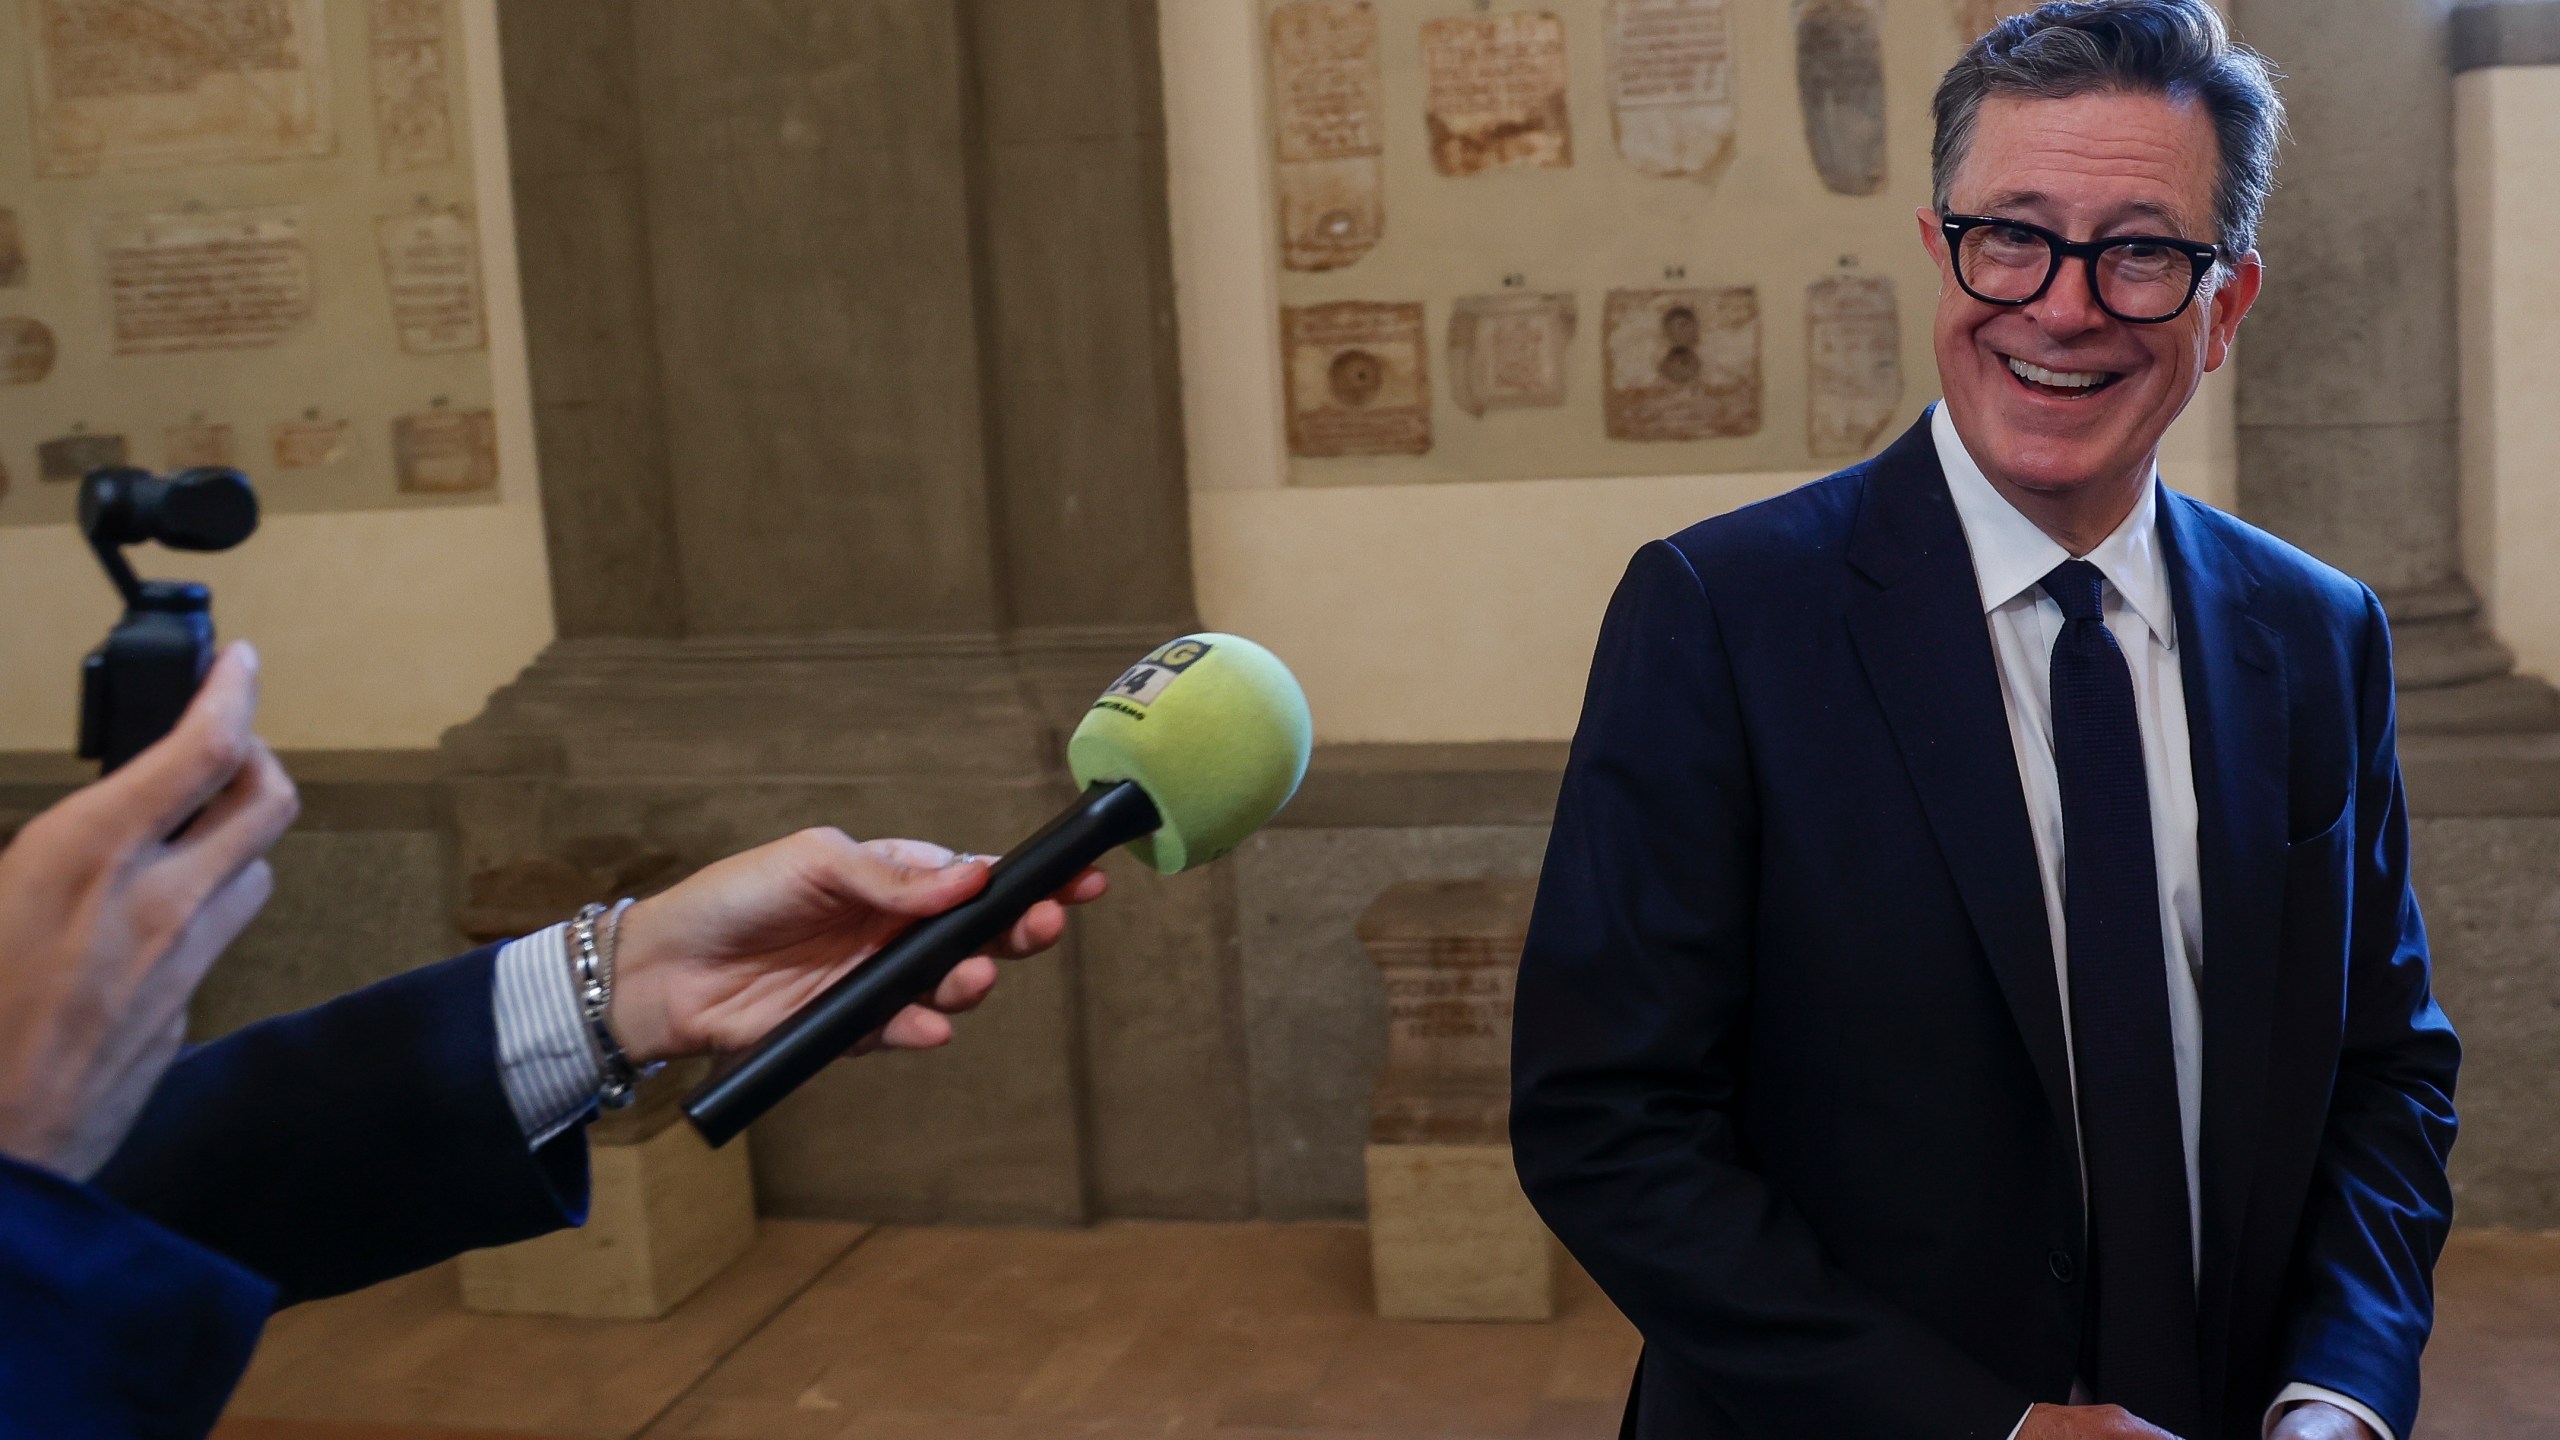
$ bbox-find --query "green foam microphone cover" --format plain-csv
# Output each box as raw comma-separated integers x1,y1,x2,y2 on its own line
1068,634,1314,874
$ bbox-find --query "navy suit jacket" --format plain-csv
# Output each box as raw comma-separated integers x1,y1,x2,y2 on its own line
0,948,589,1439
1512,416,2461,1440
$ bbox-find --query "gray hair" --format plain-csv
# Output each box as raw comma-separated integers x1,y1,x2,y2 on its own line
1931,0,2286,262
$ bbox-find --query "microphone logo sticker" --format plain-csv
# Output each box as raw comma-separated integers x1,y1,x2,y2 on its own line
1099,638,1215,712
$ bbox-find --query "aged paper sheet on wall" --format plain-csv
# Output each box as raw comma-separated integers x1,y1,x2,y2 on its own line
1793,0,1885,196
1421,11,1571,176
1283,301,1431,456
24,0,333,176
102,208,314,355
376,208,484,352
1607,0,1736,180
393,406,495,492
0,319,56,384
1806,274,1899,459
273,416,348,467
1270,2,1385,271
369,0,453,171
163,418,234,467
1448,292,1574,416
1604,287,1761,441
38,431,124,482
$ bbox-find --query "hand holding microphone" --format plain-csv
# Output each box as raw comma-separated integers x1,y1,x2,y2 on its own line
605,834,1109,1069
682,633,1314,1147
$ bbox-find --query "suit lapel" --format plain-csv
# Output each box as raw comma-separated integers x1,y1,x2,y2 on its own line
2157,491,2286,1415
1844,419,2077,1151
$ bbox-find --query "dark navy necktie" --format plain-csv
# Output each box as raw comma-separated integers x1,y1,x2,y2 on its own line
2041,559,2202,1435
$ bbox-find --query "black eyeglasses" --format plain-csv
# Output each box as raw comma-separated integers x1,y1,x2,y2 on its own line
1939,214,2224,325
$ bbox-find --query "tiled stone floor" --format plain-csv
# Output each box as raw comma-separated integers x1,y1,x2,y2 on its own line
215,1223,2559,1440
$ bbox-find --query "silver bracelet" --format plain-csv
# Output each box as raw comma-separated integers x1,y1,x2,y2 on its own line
571,900,661,1109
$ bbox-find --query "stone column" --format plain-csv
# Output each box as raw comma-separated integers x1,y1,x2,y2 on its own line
459,0,1251,1222
2233,0,2557,732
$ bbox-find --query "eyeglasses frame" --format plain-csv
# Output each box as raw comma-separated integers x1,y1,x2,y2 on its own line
1937,213,2226,325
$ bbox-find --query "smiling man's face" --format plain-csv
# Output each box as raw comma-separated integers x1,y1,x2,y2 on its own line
1921,89,2261,527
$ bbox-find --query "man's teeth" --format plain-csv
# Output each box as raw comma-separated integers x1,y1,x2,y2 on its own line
2007,357,2110,390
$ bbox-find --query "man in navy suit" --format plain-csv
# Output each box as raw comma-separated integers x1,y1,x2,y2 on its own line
0,643,1103,1438
1512,5,2459,1440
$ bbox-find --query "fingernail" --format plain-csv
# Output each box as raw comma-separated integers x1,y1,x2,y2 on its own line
235,641,259,673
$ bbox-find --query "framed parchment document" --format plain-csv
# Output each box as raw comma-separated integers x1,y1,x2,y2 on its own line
24,0,333,177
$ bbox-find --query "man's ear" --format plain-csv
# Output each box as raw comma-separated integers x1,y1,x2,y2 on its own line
2203,250,2264,373
1916,206,1948,266
1916,208,1952,297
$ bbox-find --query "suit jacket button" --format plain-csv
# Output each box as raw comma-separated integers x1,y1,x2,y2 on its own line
2048,1250,2077,1283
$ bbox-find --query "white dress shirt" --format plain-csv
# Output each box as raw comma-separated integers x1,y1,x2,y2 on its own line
1932,407,2391,1440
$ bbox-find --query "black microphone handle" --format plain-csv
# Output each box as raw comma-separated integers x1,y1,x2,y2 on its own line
683,780,1162,1148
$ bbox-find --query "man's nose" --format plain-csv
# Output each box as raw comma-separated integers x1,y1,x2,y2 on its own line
2027,255,2110,337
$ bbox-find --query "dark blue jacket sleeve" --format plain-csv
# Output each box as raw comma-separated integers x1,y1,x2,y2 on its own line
0,1153,273,1440
90,946,589,1307
1510,542,2027,1439
2275,591,2462,1439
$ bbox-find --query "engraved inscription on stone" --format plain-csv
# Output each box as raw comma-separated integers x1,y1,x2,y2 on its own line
1358,878,1536,1146
1952,0,2038,40
1421,12,1571,177
1448,292,1574,416
1270,1,1385,272
369,0,452,172
1384,968,1513,1065
394,407,496,493
0,319,58,384
104,209,313,356
27,0,332,176
1283,301,1431,458
0,211,24,287
377,209,483,352
1608,0,1736,180
273,416,347,467
1604,286,1761,441
38,431,126,483
163,419,233,468
1807,273,1900,459
1793,0,1886,197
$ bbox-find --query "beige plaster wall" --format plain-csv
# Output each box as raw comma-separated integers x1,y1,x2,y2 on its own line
1166,0,2238,743
2457,65,2560,689
0,0,551,751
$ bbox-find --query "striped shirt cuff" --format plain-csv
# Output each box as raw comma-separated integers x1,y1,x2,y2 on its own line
492,923,604,1148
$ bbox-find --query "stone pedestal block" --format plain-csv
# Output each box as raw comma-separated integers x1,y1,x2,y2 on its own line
460,1071,756,1320
1364,1142,1553,1321
1357,878,1552,1320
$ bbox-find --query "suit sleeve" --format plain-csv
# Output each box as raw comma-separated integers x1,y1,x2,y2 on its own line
1511,541,2028,1438
90,947,590,1307
2272,588,2462,1440
0,1153,272,1440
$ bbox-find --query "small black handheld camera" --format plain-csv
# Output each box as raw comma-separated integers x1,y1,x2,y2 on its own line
77,466,259,773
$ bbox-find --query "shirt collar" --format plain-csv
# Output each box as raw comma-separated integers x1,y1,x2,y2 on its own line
1929,402,2176,651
